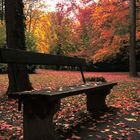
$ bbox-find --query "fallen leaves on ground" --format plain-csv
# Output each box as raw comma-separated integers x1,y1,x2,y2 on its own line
0,70,140,139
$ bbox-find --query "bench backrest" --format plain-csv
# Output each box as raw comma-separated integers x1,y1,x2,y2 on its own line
0,48,86,83
0,48,86,67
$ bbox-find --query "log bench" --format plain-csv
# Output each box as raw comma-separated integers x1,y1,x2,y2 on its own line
0,48,117,140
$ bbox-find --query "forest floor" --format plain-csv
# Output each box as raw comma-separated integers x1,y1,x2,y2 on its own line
0,70,140,140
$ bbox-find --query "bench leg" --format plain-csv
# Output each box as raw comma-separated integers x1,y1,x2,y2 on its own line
86,88,110,113
23,98,60,140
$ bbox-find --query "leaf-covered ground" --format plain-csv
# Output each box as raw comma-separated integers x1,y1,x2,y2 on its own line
0,70,140,140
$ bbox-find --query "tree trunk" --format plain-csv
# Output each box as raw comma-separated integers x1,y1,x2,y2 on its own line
129,0,138,77
5,0,33,92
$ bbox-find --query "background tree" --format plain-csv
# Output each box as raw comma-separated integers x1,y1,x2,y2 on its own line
31,11,52,53
129,0,138,77
24,0,47,32
0,21,6,46
47,2,80,55
91,0,129,62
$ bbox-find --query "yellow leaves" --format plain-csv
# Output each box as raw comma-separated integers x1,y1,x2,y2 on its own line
112,131,118,134
124,118,137,122
0,22,3,27
26,11,57,53
0,21,5,28
104,129,110,132
36,41,49,53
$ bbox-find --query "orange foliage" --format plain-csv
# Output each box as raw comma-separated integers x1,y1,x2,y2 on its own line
90,0,130,62
25,0,140,61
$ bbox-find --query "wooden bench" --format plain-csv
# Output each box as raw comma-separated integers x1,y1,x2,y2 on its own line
0,48,117,140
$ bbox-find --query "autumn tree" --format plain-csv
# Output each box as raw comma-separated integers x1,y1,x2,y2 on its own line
91,0,129,63
32,12,53,53
48,2,80,55
24,0,47,32
73,5,95,58
5,0,33,92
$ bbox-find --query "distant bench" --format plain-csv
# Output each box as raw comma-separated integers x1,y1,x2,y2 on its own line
0,48,117,140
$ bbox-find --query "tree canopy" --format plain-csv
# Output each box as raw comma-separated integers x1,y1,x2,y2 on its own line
1,0,140,72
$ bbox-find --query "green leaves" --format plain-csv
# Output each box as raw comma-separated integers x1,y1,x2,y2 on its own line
0,22,6,46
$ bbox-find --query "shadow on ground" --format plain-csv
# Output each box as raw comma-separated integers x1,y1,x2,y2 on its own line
58,106,140,140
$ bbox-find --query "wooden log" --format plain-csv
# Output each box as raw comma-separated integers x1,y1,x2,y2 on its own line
23,97,60,140
86,88,110,112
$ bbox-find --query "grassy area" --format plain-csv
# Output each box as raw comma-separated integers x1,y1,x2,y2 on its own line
0,70,140,139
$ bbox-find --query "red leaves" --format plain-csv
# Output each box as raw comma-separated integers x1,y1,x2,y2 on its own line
0,75,8,96
0,121,22,140
0,122,12,130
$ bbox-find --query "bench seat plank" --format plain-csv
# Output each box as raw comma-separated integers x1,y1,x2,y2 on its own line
8,82,117,100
